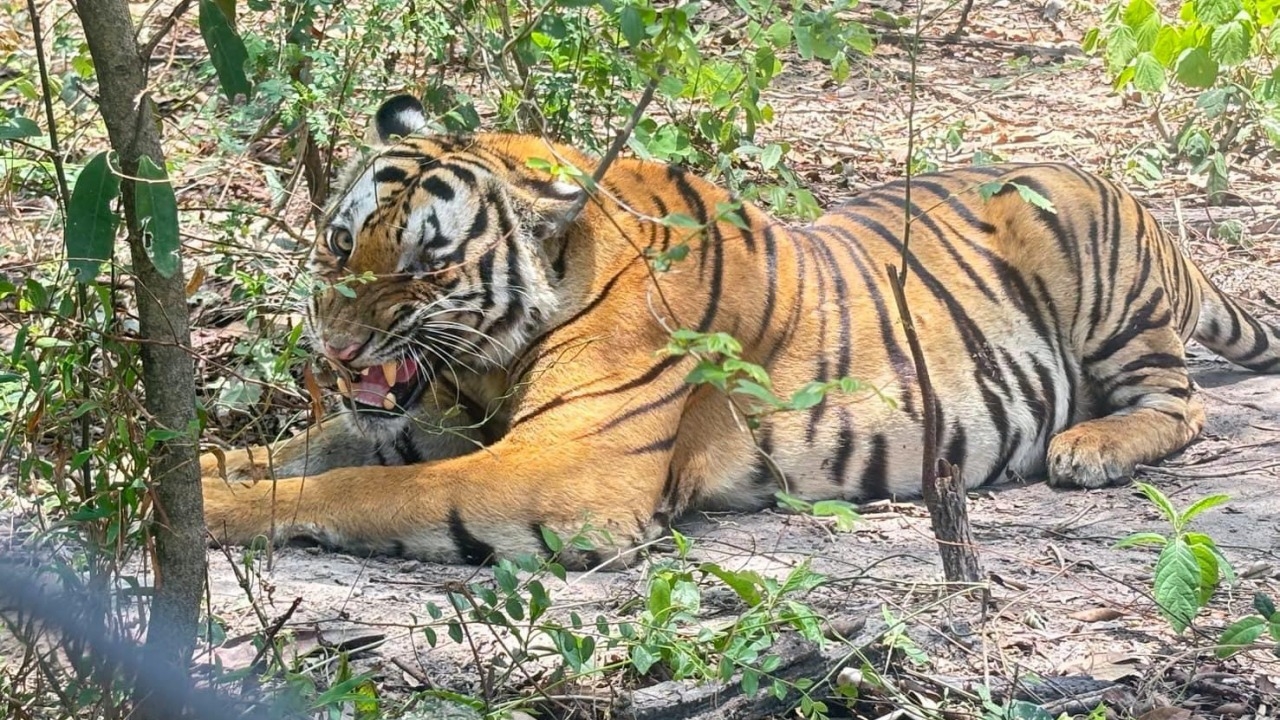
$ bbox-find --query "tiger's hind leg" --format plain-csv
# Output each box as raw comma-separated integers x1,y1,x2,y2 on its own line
1047,323,1205,489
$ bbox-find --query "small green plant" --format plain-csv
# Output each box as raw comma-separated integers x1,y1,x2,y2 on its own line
401,528,840,719
1218,592,1280,658
878,607,929,667
625,534,834,714
775,492,861,531
1115,482,1234,633
664,329,892,428
1084,0,1280,197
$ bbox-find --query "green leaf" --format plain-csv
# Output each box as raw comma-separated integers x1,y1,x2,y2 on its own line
775,491,813,513
540,525,563,553
199,0,252,101
1082,27,1101,53
977,181,1055,213
788,381,833,410
1260,0,1278,24
1116,531,1169,548
353,679,379,720
812,500,860,531
648,576,672,619
1134,481,1178,526
1106,25,1139,72
1112,64,1137,91
134,156,181,278
0,115,40,140
1196,87,1232,117
741,668,760,696
660,212,704,229
1134,14,1162,51
1123,0,1157,27
1011,182,1057,213
1132,52,1167,91
1152,25,1183,65
701,563,765,606
671,528,691,557
630,644,659,674
794,24,814,58
1217,616,1266,657
1209,20,1251,65
1175,46,1220,87
1154,538,1204,633
1189,542,1220,605
1208,151,1230,198
1183,531,1217,550
65,151,120,283
670,578,700,613
1254,592,1277,619
760,143,783,171
619,5,646,46
1193,0,1242,24
733,379,783,407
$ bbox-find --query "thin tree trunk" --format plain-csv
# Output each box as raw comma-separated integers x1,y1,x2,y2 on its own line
73,0,205,710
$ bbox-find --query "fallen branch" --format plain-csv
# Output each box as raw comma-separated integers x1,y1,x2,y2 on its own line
617,633,839,720
246,596,302,671
905,671,1134,715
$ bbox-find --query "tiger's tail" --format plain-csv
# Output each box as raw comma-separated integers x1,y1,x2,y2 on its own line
1190,265,1280,373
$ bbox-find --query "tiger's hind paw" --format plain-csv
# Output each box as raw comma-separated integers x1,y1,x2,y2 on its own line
1046,427,1134,489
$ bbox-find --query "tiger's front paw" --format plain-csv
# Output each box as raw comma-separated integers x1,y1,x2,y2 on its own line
1046,427,1133,489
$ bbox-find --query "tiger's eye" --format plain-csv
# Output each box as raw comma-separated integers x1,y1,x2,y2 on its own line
329,229,354,257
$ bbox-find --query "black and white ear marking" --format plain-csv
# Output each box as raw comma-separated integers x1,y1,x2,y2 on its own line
373,95,428,144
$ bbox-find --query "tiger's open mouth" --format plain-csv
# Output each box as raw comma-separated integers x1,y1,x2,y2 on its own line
335,357,426,413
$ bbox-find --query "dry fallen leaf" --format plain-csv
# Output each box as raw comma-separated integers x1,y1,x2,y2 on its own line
185,264,207,297
1069,607,1126,622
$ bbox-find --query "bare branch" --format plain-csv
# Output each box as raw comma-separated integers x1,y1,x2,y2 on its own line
548,77,659,238
139,0,197,63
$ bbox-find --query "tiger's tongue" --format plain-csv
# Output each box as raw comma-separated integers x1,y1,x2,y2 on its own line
347,358,418,408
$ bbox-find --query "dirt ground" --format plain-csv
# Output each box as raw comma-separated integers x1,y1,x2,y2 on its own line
197,1,1280,716
4,0,1280,716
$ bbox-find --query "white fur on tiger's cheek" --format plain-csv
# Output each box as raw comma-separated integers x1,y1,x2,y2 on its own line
405,189,474,257
329,171,380,244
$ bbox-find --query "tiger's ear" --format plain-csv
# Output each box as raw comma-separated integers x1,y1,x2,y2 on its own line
370,95,427,145
513,178,588,242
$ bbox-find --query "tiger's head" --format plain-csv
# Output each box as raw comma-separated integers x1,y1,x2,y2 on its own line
307,95,588,425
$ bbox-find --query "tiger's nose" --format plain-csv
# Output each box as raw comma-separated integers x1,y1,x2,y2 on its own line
323,341,365,362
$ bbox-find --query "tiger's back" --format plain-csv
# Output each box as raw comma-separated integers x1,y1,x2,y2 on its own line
702,162,1277,510
649,161,1278,516
201,96,1280,566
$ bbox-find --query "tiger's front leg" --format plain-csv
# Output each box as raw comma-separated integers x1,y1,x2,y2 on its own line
202,437,669,567
200,404,485,483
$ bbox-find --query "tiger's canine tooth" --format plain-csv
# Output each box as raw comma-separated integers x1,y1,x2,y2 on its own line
382,361,397,385
336,376,350,396
382,392,397,410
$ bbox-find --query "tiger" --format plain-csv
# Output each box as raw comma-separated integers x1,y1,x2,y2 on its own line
201,93,1280,567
